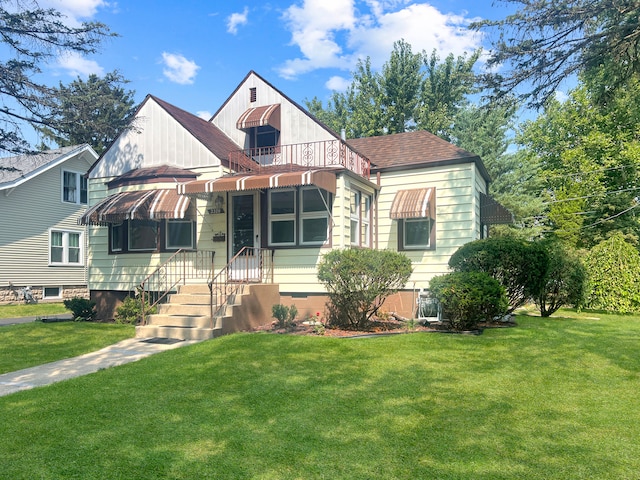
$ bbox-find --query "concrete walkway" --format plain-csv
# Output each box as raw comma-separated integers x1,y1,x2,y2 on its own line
0,336,201,397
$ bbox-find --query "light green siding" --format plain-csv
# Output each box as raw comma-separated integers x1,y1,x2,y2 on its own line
377,163,484,290
0,153,93,288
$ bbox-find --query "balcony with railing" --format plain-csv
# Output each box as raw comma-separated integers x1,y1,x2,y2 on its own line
228,139,370,179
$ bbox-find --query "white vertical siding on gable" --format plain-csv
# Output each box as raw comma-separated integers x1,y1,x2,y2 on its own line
0,156,89,287
212,72,337,149
90,99,223,179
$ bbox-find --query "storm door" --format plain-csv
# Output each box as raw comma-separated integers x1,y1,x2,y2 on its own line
229,193,260,281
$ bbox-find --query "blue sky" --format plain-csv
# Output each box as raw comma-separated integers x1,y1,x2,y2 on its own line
36,0,517,127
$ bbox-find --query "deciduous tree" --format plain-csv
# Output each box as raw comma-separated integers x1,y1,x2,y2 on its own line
0,0,113,155
473,0,640,108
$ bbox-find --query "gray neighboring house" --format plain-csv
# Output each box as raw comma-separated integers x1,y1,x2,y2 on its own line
0,145,99,304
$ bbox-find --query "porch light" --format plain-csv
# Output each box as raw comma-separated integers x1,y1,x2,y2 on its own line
208,195,225,214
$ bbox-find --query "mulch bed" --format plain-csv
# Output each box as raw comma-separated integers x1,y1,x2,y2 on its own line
251,318,517,337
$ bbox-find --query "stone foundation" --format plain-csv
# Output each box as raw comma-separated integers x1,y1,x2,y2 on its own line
0,285,89,305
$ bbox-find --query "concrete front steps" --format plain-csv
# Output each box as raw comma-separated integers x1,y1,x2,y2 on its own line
135,283,280,341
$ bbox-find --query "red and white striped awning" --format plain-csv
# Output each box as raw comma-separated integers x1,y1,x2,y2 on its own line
390,188,435,219
236,104,281,130
79,189,191,225
177,169,337,195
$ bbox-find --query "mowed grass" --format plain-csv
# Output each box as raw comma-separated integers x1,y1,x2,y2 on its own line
0,322,135,373
0,302,69,319
1,312,640,479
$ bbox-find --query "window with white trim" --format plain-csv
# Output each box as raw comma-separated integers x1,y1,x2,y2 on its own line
128,220,158,251
166,220,194,249
350,189,372,247
269,189,296,245
300,187,329,245
50,229,83,265
400,218,432,249
268,187,331,247
43,287,61,299
62,171,87,204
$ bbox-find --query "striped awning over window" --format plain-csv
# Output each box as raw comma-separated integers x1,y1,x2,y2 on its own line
177,169,337,195
390,188,435,219
236,104,281,130
79,189,191,226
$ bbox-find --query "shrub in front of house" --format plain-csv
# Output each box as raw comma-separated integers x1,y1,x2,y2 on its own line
272,304,298,329
63,297,96,321
448,237,548,313
317,248,412,330
535,240,588,317
115,296,157,325
429,272,508,331
584,233,640,313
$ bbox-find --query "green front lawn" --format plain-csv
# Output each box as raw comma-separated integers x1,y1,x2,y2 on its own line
0,323,135,374
0,302,69,319
1,313,639,479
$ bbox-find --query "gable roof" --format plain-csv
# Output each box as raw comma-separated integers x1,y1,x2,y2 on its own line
87,95,241,176
346,130,491,182
0,144,98,191
213,70,343,142
149,95,240,162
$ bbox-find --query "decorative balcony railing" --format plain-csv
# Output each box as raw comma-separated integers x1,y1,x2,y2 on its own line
228,139,370,179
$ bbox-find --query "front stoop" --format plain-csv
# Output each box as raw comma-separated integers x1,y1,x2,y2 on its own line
135,283,281,341
135,284,220,341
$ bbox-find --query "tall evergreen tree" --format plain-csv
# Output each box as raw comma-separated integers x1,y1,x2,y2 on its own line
38,72,136,154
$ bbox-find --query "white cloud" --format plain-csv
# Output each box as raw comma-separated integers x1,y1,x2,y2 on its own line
197,110,212,120
325,76,351,91
554,90,569,103
227,7,249,34
39,0,108,25
56,50,104,77
278,1,483,79
161,52,200,85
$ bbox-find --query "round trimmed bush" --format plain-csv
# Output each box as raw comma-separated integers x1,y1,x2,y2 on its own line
429,272,508,331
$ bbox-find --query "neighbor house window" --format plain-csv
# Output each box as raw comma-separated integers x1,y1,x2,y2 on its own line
350,189,372,247
49,229,83,265
62,171,87,204
268,187,331,247
43,287,61,299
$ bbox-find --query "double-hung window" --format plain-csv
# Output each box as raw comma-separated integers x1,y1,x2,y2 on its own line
268,187,331,247
50,229,83,265
350,189,372,247
269,189,296,245
62,171,87,204
300,187,329,245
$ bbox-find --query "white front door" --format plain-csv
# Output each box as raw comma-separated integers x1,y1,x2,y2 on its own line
229,192,260,281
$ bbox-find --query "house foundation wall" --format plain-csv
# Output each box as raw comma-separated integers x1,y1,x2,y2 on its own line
90,290,131,321
280,290,419,323
0,285,89,305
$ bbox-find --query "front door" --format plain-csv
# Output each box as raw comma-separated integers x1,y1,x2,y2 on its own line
229,193,260,281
